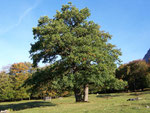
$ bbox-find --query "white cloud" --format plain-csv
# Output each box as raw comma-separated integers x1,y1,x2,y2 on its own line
0,0,41,35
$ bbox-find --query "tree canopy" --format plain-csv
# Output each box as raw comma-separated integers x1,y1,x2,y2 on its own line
116,60,150,91
29,2,125,102
0,62,37,101
0,71,14,101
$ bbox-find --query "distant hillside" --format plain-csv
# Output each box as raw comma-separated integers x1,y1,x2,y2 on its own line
143,49,150,63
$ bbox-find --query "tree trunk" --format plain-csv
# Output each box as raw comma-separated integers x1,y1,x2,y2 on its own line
74,88,83,102
83,84,89,102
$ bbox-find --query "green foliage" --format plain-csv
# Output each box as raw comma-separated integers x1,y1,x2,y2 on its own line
116,60,150,91
0,72,14,101
29,2,125,101
0,62,37,101
102,76,128,91
9,62,34,100
145,73,150,88
24,66,57,97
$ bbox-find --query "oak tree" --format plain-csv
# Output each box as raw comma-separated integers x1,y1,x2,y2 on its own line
30,2,123,102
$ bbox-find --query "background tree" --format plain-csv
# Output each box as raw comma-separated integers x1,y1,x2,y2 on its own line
29,2,126,102
0,71,14,101
116,60,150,91
9,62,35,100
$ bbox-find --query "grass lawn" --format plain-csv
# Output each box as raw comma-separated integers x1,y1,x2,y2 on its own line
1,91,150,113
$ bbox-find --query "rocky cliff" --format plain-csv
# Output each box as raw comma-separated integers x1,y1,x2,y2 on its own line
143,49,150,63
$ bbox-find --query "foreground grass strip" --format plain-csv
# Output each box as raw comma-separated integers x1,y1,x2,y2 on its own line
0,91,150,113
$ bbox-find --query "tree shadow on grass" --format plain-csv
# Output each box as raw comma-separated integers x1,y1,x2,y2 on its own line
96,94,121,98
0,101,56,111
130,93,143,96
129,91,150,96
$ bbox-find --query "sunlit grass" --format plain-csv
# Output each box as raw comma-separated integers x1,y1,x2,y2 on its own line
1,91,150,113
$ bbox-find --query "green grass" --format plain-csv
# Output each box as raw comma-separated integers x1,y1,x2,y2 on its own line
1,91,150,113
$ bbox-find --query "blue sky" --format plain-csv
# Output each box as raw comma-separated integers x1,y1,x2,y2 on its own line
0,0,150,70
